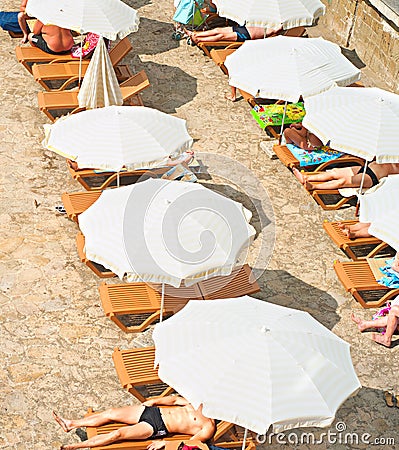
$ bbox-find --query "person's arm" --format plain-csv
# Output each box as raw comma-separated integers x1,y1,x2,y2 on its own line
190,421,216,442
143,395,189,407
32,20,43,35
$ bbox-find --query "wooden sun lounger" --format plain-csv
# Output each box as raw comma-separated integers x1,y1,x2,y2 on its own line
100,282,203,333
323,220,393,261
61,191,101,223
37,70,150,122
334,259,399,308
99,264,260,332
272,144,365,171
209,26,307,74
67,164,166,191
32,37,133,91
85,407,255,450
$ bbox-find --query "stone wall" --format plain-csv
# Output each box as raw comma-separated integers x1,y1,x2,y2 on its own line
318,0,399,92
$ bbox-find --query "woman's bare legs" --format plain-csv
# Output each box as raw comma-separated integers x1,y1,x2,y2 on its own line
283,126,308,149
185,27,236,43
18,12,29,43
372,306,399,347
351,313,388,332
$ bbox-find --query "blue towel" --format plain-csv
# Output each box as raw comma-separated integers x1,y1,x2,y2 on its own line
0,12,21,33
377,258,399,288
286,143,343,167
173,0,204,25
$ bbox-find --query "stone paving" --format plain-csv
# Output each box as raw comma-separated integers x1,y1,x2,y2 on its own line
0,1,398,449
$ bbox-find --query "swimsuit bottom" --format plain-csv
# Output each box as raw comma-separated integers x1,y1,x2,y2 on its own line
139,406,169,439
232,24,251,42
360,165,379,187
31,34,71,55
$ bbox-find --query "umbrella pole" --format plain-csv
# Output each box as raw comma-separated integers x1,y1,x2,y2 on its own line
79,38,83,85
241,428,248,450
117,171,120,188
160,283,165,322
279,101,288,138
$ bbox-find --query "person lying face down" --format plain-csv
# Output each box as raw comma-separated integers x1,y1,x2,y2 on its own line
292,161,399,191
28,20,74,54
53,395,216,450
186,23,283,44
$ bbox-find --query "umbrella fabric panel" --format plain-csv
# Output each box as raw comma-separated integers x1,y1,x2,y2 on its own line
154,298,360,434
78,186,133,279
78,37,123,109
123,180,255,286
26,0,139,40
43,106,193,171
359,175,399,222
368,210,399,252
225,37,360,103
213,0,325,29
303,87,399,161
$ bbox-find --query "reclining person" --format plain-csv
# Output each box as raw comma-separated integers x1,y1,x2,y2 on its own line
53,395,216,450
28,19,74,55
186,23,283,44
283,123,324,151
293,161,399,191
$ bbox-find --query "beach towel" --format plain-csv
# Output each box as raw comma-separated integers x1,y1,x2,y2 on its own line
0,12,21,33
286,143,343,167
251,102,306,129
377,258,399,288
71,32,101,58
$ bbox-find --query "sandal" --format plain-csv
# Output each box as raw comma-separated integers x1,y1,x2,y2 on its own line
55,205,66,214
384,391,395,407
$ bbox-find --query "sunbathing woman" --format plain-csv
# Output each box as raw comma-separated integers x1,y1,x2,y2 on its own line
186,24,283,44
283,123,324,150
293,162,399,191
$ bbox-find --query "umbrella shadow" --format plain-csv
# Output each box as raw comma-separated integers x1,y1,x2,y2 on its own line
199,182,273,238
340,46,366,69
130,57,198,112
251,269,340,330
130,17,179,55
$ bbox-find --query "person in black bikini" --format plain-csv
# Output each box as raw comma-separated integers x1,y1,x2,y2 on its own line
53,395,216,450
292,161,399,191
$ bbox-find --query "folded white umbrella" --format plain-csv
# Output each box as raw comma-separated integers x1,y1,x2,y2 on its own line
225,36,361,103
77,37,122,109
43,106,193,171
213,0,325,28
78,179,255,286
303,86,399,162
26,0,139,40
153,297,361,435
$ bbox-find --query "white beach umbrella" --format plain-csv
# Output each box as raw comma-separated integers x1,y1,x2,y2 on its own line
213,0,325,29
78,180,255,321
303,86,399,162
43,106,193,171
153,297,361,435
26,0,139,40
225,36,361,103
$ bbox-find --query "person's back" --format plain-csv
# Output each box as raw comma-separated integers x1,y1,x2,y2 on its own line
41,24,74,53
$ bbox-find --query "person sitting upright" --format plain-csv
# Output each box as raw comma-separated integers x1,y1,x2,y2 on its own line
293,161,399,191
283,122,324,151
53,395,216,450
186,23,283,44
28,20,74,55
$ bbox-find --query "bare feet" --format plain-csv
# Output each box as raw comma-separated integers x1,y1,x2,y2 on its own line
350,313,368,332
20,35,28,44
292,167,306,184
225,93,237,102
53,411,72,433
371,332,391,347
304,180,315,191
